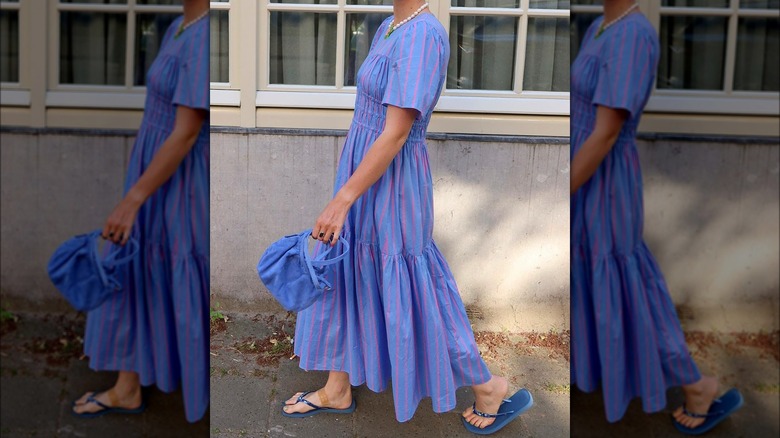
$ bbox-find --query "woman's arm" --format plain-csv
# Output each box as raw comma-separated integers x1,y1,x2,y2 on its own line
313,105,417,245
103,105,207,244
570,105,628,195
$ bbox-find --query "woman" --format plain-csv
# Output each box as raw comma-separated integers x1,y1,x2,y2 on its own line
279,0,532,434
570,0,741,434
71,0,210,423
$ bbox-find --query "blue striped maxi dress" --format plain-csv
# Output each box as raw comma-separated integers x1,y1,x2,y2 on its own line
293,14,492,423
83,16,210,423
570,14,701,423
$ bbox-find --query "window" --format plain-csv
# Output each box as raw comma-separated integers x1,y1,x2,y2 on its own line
571,0,780,116
50,0,182,108
211,0,229,84
0,0,20,84
211,0,571,122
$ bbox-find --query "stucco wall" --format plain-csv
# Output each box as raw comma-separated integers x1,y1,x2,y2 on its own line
209,129,571,332
637,135,780,332
0,128,133,311
1,128,777,333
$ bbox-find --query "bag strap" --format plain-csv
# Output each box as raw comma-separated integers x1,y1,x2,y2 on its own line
309,238,350,267
298,230,350,290
88,231,112,289
104,237,140,266
90,231,140,291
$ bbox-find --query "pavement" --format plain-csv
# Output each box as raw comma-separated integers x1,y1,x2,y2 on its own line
0,311,209,438
3,311,777,438
209,312,571,438
571,331,780,438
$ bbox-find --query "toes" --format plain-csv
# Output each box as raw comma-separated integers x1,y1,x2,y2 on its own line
74,391,95,406
284,392,304,405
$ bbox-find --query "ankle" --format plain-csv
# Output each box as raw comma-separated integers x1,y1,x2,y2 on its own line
112,383,141,400
323,382,350,398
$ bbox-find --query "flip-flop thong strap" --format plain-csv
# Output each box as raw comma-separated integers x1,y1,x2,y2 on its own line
682,399,724,419
85,394,111,411
472,399,515,418
295,391,323,410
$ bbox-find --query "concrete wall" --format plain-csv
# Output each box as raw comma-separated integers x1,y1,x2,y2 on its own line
0,128,133,311
637,135,780,332
2,128,777,333
209,129,572,332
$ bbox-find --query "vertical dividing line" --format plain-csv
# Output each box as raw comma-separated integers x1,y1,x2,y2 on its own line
441,0,450,96
515,0,529,95
723,0,738,94
646,0,661,94
245,0,260,127
335,1,345,90
228,2,238,89
126,1,136,89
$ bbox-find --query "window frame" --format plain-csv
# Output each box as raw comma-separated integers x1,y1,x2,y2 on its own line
0,0,28,106
46,0,183,110
211,0,571,116
571,0,780,116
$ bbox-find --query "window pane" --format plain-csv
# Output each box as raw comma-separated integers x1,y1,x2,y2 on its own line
661,0,729,7
524,17,569,91
211,10,229,83
448,15,517,91
451,0,520,7
530,0,570,8
60,12,127,85
137,0,180,4
347,0,393,5
734,17,780,91
270,0,338,4
344,13,389,86
740,0,780,9
269,12,337,85
570,12,599,61
135,13,178,86
571,0,602,5
60,0,127,4
0,10,19,82
657,16,727,90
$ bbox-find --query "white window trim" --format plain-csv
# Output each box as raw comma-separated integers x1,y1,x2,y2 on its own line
572,1,780,116
240,0,571,116
0,0,22,88
0,89,31,107
47,1,182,107
46,90,146,109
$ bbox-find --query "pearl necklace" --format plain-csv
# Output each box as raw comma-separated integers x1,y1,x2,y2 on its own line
385,2,429,39
175,9,209,39
595,2,638,39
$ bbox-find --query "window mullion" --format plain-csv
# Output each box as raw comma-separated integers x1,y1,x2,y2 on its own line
335,3,345,90
723,0,739,94
514,0,529,94
126,2,136,89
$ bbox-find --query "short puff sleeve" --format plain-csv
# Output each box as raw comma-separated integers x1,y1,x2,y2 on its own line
592,24,658,119
382,21,445,119
172,19,210,111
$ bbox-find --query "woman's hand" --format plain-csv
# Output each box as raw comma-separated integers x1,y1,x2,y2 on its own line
312,193,352,246
102,190,144,245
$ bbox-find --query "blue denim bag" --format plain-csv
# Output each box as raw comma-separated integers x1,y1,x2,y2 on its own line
257,229,349,312
47,230,139,311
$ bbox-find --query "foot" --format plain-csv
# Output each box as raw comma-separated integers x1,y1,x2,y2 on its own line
462,376,510,429
282,386,352,415
673,376,720,429
72,386,142,415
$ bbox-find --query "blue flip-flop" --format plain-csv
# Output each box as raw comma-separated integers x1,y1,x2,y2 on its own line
461,388,534,435
71,391,146,419
281,391,356,418
673,388,744,435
